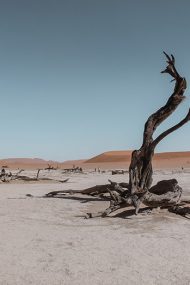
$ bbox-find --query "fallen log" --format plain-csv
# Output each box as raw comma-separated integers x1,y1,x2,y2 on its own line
1,169,70,184
112,170,128,175
12,176,69,183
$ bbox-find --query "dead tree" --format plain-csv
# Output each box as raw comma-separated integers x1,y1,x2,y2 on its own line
42,52,190,219
45,164,57,171
93,52,189,215
129,53,189,195
96,52,190,216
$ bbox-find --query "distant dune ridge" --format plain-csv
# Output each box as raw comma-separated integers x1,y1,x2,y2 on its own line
85,150,133,163
85,150,190,168
0,150,190,169
0,158,59,169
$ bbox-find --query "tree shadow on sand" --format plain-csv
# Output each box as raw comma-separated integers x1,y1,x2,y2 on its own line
44,194,109,203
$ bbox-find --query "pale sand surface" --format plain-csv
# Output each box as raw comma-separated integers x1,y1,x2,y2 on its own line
0,170,190,285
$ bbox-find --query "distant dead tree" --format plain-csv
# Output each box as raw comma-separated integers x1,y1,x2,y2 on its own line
63,166,83,173
45,164,57,171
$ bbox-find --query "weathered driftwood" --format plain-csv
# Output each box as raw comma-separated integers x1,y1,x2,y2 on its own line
85,179,185,218
144,179,182,207
1,169,69,184
62,167,83,173
112,170,128,175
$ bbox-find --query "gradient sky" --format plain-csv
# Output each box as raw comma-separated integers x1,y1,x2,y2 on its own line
0,0,190,161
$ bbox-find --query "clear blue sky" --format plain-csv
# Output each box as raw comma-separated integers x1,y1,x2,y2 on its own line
0,0,190,161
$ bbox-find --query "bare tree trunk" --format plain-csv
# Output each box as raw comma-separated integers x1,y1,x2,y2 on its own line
129,52,189,195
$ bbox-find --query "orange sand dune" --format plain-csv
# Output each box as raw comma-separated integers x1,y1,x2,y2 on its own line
0,158,60,170
85,150,133,163
85,150,190,169
0,157,87,170
1,150,190,170
62,159,86,165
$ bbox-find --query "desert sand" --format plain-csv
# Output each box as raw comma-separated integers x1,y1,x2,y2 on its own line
0,168,190,285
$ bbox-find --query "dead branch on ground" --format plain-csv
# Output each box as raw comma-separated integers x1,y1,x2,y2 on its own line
0,169,69,183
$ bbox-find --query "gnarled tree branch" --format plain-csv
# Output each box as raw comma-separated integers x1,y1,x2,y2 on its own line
152,108,190,148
